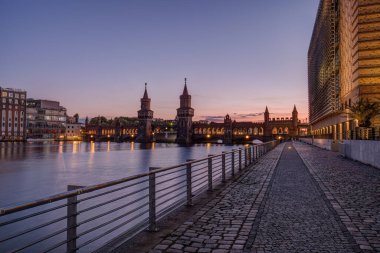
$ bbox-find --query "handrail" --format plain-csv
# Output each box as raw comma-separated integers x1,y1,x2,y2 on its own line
0,140,279,253
0,142,270,215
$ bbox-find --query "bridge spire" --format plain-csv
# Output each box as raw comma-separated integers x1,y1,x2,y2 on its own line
183,78,189,96
143,82,149,99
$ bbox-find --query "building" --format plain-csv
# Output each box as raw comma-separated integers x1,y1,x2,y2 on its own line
176,78,194,144
26,99,67,139
0,87,27,141
65,114,82,141
308,0,380,140
136,83,154,143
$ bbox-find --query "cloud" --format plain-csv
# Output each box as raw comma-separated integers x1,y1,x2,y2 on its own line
233,112,264,118
200,115,226,122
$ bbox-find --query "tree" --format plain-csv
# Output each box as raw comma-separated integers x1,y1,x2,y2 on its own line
348,98,380,127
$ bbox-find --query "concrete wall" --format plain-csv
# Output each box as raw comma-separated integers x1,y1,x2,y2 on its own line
340,140,380,169
299,138,333,150
300,138,380,169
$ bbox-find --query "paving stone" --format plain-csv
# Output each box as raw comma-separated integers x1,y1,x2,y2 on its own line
294,141,380,252
144,142,378,252
246,142,358,252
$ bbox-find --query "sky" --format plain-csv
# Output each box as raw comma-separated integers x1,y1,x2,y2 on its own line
0,0,319,122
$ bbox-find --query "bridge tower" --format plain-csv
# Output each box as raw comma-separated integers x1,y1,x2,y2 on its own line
292,105,298,137
263,106,272,139
176,78,194,144
224,114,233,144
136,83,154,143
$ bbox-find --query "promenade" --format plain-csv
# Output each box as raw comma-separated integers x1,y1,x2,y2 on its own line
113,142,379,253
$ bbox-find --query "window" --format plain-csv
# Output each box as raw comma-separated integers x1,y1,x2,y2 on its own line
1,91,7,97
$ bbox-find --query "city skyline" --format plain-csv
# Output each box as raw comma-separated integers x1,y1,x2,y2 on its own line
0,0,319,121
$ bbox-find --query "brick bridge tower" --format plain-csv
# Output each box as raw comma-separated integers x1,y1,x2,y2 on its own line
263,106,272,140
224,114,233,144
292,105,298,137
176,78,194,144
136,83,154,143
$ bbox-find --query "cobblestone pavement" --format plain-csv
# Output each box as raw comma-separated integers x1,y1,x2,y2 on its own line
294,141,380,252
246,142,358,253
148,144,284,253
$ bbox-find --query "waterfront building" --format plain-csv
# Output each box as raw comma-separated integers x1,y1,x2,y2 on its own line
0,87,27,141
176,78,194,144
308,0,380,140
26,99,67,139
136,83,154,143
65,114,82,141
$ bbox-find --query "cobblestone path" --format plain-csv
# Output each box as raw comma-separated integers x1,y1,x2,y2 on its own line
246,142,358,252
294,141,380,252
148,144,285,253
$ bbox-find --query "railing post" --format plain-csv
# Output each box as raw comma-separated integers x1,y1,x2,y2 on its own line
222,152,226,183
248,147,252,164
244,147,248,168
208,155,213,191
186,160,194,206
148,167,159,231
239,148,242,171
250,146,253,164
231,150,235,177
67,185,83,253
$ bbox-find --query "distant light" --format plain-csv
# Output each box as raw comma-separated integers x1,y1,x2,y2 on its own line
207,134,210,138
107,135,110,138
59,135,64,139
245,135,249,139
131,134,134,138
90,135,94,138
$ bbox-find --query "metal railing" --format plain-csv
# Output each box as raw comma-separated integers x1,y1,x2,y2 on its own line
0,140,278,253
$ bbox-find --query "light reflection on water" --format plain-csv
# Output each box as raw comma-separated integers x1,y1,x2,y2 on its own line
0,141,239,208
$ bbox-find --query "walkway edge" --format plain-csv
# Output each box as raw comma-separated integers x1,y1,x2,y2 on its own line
294,142,370,252
243,143,285,251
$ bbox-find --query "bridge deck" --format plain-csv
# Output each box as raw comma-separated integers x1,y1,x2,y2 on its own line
111,142,380,252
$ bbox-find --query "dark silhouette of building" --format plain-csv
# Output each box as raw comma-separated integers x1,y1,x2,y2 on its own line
136,83,154,143
176,78,194,144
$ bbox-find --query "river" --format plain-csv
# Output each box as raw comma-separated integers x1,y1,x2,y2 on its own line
0,141,241,208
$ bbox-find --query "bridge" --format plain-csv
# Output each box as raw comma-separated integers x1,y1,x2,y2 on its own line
0,140,379,252
82,80,310,144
